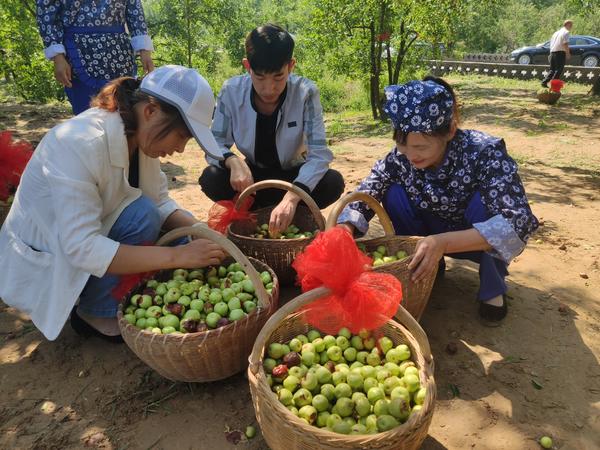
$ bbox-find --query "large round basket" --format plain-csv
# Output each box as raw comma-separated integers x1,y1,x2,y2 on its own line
537,90,561,105
327,192,437,321
0,204,10,228
227,180,326,285
117,225,279,383
248,286,436,450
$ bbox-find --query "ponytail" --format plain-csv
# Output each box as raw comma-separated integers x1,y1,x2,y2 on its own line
90,77,190,142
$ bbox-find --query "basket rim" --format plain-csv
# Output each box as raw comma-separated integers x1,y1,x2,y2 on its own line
117,256,279,341
248,315,435,442
227,204,321,242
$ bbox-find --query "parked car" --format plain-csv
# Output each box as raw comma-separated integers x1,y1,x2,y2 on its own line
510,35,600,67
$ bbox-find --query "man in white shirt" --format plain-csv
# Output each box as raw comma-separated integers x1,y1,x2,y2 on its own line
541,20,573,87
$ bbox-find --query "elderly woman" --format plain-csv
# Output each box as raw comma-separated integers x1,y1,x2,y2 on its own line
338,76,538,322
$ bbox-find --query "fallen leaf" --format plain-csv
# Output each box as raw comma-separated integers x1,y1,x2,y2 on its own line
532,379,543,390
579,273,589,279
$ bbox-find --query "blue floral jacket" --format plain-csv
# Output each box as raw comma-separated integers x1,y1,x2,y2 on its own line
338,129,539,263
36,0,153,82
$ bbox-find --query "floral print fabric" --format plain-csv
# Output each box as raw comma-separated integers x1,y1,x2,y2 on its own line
338,129,539,263
36,0,152,82
383,80,454,134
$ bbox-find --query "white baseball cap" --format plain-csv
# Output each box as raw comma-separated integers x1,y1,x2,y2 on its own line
140,65,223,160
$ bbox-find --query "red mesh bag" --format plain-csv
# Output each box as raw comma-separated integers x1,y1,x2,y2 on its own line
550,79,565,93
292,227,403,334
0,131,33,202
111,242,157,302
207,194,256,234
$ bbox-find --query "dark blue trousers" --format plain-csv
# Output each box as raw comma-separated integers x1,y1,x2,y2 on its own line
383,184,508,301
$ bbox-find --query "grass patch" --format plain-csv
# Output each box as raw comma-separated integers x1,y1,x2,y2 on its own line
325,110,390,140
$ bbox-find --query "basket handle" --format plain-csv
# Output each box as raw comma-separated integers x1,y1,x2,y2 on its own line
156,224,271,308
325,191,395,236
235,180,326,231
248,286,432,374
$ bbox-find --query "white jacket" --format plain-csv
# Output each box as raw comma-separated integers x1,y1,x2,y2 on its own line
209,74,333,191
0,108,179,340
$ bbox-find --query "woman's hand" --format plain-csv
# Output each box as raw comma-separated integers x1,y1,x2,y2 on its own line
139,50,155,74
176,238,226,268
408,234,448,283
269,191,301,236
52,54,72,88
226,156,254,192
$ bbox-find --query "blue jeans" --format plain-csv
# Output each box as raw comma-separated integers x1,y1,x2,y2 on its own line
78,195,161,317
383,184,508,302
65,77,106,115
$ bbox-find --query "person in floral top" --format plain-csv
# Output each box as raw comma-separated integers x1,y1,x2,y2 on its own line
338,77,538,322
36,0,155,114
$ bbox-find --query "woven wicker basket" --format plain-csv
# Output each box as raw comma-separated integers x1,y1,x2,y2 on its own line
228,180,325,285
117,225,279,383
0,204,9,228
327,192,437,321
248,286,436,450
537,90,561,105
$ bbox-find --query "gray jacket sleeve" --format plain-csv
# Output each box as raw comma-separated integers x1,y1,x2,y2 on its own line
207,86,234,167
294,83,333,191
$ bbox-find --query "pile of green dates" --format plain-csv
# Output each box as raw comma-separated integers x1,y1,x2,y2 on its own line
123,263,273,334
264,327,426,435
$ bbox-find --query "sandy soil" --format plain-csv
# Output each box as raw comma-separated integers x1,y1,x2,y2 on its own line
1,77,599,450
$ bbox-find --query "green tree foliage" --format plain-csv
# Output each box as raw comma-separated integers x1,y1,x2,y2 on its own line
305,0,472,119
0,0,63,102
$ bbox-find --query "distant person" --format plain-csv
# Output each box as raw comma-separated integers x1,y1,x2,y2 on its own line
36,0,155,115
541,20,573,87
199,24,345,235
337,77,539,323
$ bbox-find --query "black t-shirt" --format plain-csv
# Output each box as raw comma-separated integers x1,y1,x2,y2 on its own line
252,87,287,169
128,149,139,188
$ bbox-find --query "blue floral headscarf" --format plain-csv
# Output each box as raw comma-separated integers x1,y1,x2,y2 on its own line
383,80,454,134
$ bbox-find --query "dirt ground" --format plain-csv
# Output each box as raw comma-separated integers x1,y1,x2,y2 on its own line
1,76,599,450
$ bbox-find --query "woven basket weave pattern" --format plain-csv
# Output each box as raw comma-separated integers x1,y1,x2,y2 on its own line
117,225,279,383
248,288,436,450
327,192,437,321
229,205,320,285
227,180,326,285
118,257,278,382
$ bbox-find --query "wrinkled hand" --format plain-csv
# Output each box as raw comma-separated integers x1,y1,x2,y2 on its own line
269,193,300,236
408,235,447,283
227,156,254,192
139,50,155,74
176,238,226,268
52,54,72,88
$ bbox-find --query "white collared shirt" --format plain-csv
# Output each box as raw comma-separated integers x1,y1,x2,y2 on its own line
550,27,570,52
0,108,179,340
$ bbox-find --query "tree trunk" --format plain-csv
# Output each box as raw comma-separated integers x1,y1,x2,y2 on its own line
369,22,379,120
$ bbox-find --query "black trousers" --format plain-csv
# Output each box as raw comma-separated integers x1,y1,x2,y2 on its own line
542,51,566,85
199,163,345,209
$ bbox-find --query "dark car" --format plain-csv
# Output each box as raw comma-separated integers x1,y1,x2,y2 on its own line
510,35,600,67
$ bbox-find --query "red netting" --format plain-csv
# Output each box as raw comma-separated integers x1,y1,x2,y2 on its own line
292,227,403,334
207,194,256,234
0,131,33,202
550,79,565,93
111,242,157,302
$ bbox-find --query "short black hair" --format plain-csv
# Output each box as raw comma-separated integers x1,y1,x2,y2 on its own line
245,24,294,73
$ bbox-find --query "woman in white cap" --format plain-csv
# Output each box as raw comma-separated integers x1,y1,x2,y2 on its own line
0,65,225,342
338,77,538,322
